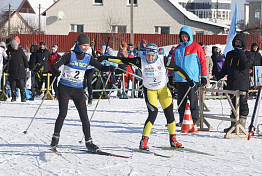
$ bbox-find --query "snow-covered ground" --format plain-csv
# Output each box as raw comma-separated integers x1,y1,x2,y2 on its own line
1,93,262,175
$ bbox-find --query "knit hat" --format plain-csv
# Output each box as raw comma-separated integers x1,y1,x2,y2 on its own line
0,42,6,49
51,45,58,51
11,39,19,48
77,33,90,45
6,38,12,44
96,49,102,55
14,36,20,44
40,41,45,45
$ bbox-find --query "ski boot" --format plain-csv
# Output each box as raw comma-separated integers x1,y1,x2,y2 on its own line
50,133,60,149
85,138,100,152
170,134,182,148
139,136,149,150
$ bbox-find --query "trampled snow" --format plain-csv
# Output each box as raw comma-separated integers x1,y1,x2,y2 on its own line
1,95,262,175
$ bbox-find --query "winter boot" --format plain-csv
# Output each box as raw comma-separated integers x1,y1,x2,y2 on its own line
170,134,182,148
88,95,92,105
85,138,100,152
50,133,60,149
139,136,149,150
224,114,235,133
11,91,16,102
224,122,236,133
21,89,26,102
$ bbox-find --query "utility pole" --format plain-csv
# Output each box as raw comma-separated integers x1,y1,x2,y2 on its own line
39,4,41,33
130,0,134,45
216,0,218,23
8,4,11,36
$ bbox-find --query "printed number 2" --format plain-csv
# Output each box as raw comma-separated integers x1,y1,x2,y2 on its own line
74,71,80,79
153,78,156,82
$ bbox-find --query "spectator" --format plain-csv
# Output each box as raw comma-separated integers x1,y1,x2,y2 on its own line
6,39,29,102
173,26,207,126
47,45,61,99
127,43,135,58
0,42,7,90
133,39,147,57
215,33,254,133
203,46,213,87
32,42,50,96
28,44,38,100
211,46,225,78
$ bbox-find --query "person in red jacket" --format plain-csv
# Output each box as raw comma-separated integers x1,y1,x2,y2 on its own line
47,45,61,99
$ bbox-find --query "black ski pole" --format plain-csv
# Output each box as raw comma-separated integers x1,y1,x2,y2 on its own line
248,87,262,140
23,77,57,134
79,73,112,143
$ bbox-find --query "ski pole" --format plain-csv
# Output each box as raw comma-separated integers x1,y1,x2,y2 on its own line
174,86,191,114
248,87,262,140
98,71,111,104
23,77,57,134
79,73,112,143
106,62,143,80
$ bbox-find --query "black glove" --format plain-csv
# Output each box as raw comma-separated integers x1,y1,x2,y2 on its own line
201,78,207,87
109,65,116,73
53,69,61,77
118,64,127,70
97,56,106,62
187,78,195,87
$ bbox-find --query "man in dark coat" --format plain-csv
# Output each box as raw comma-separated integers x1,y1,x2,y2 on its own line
251,43,262,67
6,40,29,102
216,33,254,133
31,42,50,95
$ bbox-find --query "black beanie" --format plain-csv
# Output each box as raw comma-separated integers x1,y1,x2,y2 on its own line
6,38,12,44
77,34,90,45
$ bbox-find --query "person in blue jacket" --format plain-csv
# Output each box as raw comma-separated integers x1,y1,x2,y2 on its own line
172,26,207,126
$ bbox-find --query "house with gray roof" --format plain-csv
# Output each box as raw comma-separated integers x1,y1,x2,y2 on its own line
42,0,232,35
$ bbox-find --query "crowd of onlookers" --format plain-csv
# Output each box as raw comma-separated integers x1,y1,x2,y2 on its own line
0,36,261,104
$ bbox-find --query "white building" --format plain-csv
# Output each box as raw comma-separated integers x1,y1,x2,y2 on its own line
42,0,231,35
178,0,231,24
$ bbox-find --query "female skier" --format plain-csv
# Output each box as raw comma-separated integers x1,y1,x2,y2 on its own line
50,34,115,152
100,43,195,150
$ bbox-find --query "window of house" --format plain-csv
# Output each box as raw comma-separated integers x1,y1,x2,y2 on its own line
155,26,170,34
255,9,260,20
111,25,127,33
128,0,138,6
93,0,103,5
71,24,84,32
195,31,204,35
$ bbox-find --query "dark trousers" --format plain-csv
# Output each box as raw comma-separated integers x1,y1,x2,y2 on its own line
231,92,249,116
54,83,91,140
83,69,95,97
10,78,25,94
176,82,199,124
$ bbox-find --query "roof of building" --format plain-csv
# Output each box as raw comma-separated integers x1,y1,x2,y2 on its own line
168,0,231,29
0,0,54,14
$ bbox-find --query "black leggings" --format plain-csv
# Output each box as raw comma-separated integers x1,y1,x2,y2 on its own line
54,83,91,140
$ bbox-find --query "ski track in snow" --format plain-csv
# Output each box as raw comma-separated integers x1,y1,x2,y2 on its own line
1,96,262,175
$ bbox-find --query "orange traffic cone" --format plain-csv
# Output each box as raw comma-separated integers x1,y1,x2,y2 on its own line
180,102,199,133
